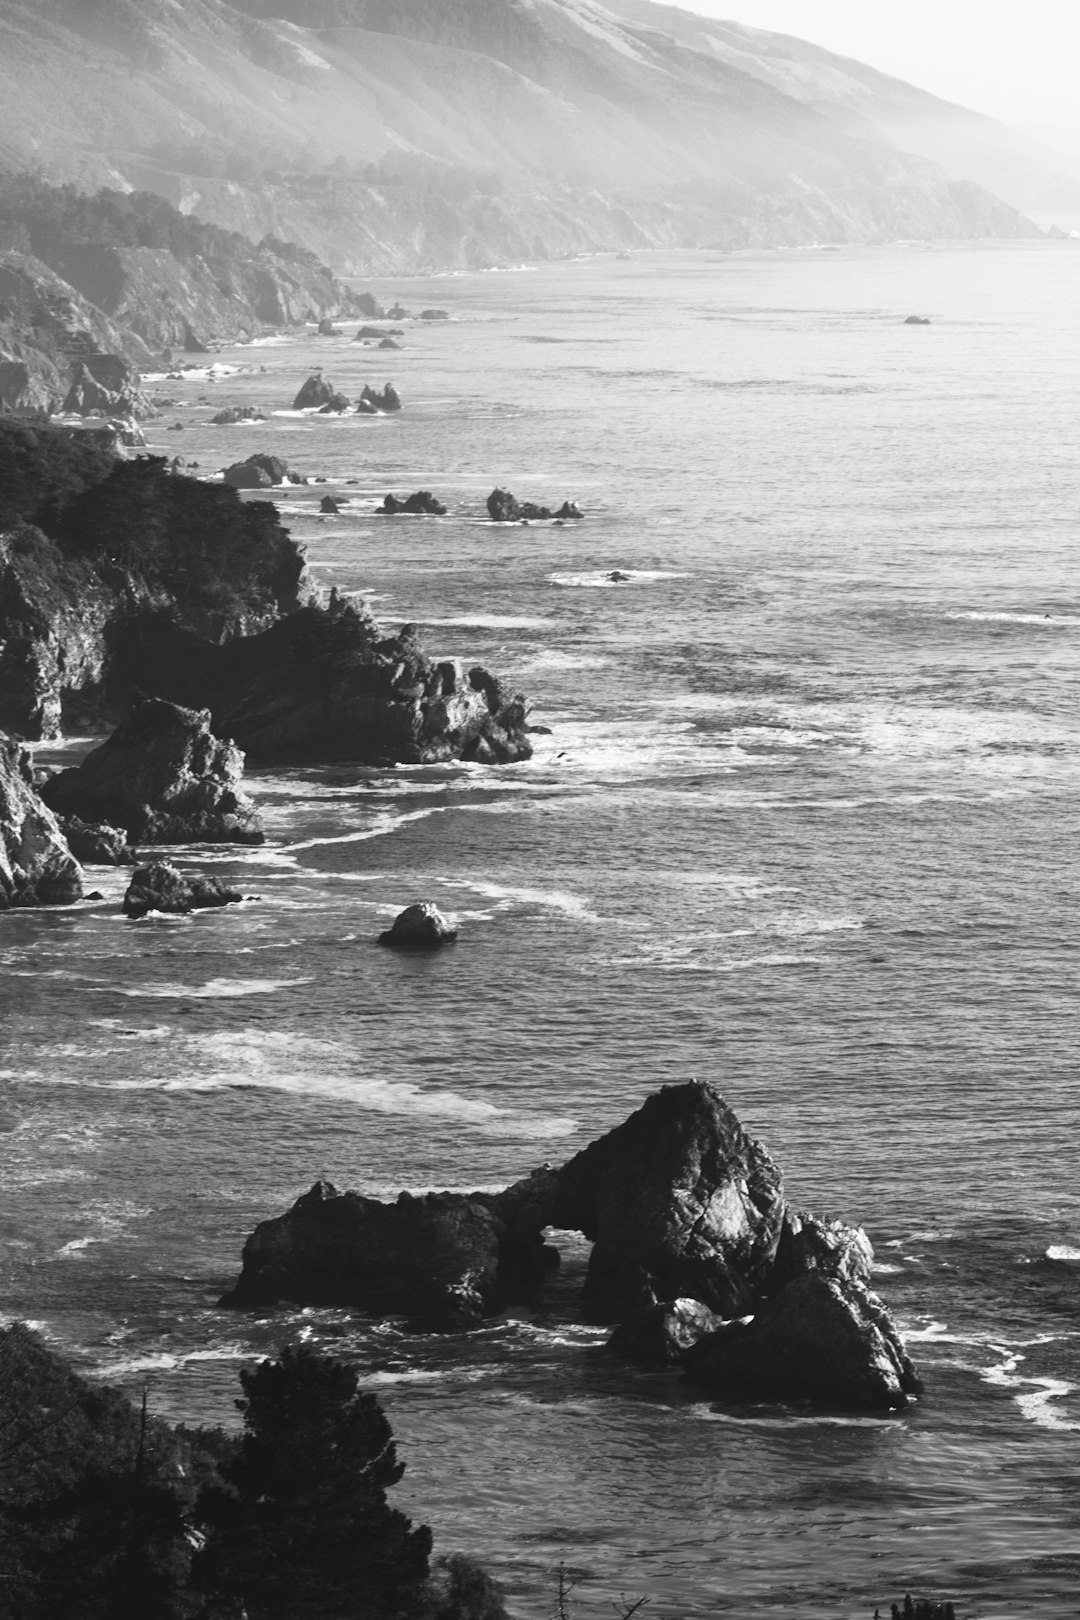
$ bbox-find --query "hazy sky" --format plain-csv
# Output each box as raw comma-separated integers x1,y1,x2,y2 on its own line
680,1,1080,126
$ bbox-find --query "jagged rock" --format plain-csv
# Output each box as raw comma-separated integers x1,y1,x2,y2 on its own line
40,698,264,845
419,308,450,320
607,1298,723,1365
120,602,534,766
378,491,447,515
316,317,340,335
220,1180,507,1330
549,1081,787,1320
357,383,402,414
319,495,341,514
223,453,289,488
682,1273,923,1410
316,392,352,413
221,1081,922,1404
122,860,243,919
0,735,83,909
211,404,266,425
904,315,932,325
486,488,583,521
378,902,458,949
293,371,337,409
56,814,135,865
61,354,153,420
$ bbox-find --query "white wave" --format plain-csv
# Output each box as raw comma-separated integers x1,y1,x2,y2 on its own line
982,1351,1080,1432
109,978,313,999
549,569,689,588
89,1346,254,1379
1046,1244,1080,1262
416,615,554,630
282,805,451,853
440,877,599,923
945,609,1079,626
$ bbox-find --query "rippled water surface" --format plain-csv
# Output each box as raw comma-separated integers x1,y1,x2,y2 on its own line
4,245,1080,1617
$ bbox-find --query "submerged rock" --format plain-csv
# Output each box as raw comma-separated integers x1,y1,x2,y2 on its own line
40,699,264,845
487,488,582,522
122,860,243,919
378,902,458,949
378,491,447,515
0,735,83,909
211,404,266,425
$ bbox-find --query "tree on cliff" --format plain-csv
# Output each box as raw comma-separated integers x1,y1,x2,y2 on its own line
194,1343,432,1620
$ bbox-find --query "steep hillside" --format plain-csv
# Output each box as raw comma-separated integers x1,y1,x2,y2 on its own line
0,0,1043,272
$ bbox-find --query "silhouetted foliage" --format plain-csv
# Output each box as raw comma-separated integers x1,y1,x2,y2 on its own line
0,417,116,531
194,1343,432,1620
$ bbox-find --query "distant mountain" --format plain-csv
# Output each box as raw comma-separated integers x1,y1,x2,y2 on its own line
0,0,1054,271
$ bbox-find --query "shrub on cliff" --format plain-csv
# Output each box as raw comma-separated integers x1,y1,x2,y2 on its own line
195,1343,432,1619
0,417,116,531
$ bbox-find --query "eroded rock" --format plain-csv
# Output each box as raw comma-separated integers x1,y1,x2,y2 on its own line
40,699,264,845
56,814,135,865
378,902,458,949
378,491,447,515
122,860,243,919
0,735,83,909
487,488,582,522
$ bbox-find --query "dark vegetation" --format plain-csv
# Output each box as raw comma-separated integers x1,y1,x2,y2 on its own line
0,171,328,282
0,418,306,639
0,1325,507,1620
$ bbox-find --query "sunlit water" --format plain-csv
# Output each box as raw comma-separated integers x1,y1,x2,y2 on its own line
4,244,1080,1617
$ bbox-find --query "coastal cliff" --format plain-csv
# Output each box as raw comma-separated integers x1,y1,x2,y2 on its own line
0,420,532,765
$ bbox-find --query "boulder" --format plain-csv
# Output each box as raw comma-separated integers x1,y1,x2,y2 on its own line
486,488,583,521
378,338,402,350
378,491,447,516
56,814,135,865
682,1273,923,1409
211,405,266,425
40,698,264,845
220,1180,504,1330
0,735,83,909
607,1298,723,1365
223,461,272,489
319,495,341,514
293,371,337,409
903,315,932,325
223,453,289,488
378,901,458,949
316,317,340,336
419,308,450,320
357,383,402,413
354,325,391,340
122,860,243,919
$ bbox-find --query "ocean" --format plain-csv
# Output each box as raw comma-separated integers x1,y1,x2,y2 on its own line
3,242,1079,1618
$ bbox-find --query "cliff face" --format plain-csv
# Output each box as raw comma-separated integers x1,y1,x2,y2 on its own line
0,0,1044,275
0,732,83,908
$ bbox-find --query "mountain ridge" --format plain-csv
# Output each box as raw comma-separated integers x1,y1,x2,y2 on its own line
0,0,1049,272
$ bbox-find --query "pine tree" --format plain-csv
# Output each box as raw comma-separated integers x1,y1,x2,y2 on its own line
195,1344,432,1620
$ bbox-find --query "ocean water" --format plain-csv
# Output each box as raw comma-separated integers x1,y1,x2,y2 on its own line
4,243,1080,1618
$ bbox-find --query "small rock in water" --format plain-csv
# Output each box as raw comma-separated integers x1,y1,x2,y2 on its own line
378,902,458,949
607,570,630,582
903,315,932,325
319,494,341,514
122,861,243,919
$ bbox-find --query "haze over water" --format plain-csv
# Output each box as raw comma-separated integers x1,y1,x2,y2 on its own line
3,243,1080,1617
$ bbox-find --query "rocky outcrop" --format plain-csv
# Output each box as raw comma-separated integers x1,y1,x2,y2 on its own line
222,454,294,489
222,1081,921,1408
316,392,352,414
212,405,266,425
56,814,135,865
0,734,83,908
293,372,336,409
41,699,264,845
419,309,450,321
486,489,582,521
122,860,243,919
378,902,458,949
123,602,534,766
357,384,401,414
378,492,447,516
60,354,153,420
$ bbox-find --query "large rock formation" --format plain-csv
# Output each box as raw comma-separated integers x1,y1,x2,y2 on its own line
40,699,264,845
60,354,153,420
122,860,243,919
222,1082,922,1409
121,601,534,765
0,734,83,909
487,489,582,522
